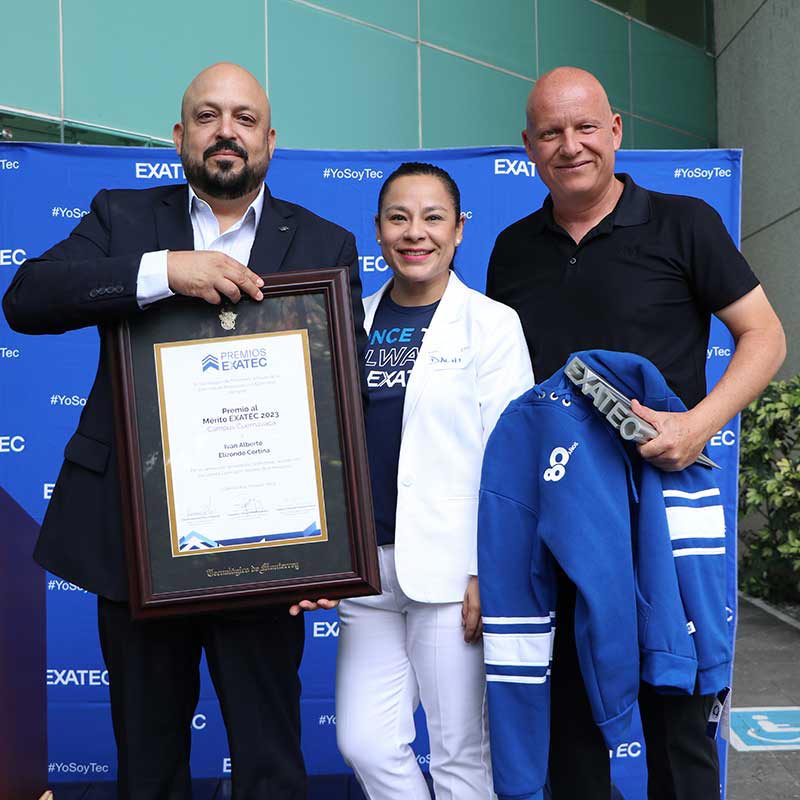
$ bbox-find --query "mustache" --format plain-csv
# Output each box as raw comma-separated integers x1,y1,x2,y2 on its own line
203,139,249,161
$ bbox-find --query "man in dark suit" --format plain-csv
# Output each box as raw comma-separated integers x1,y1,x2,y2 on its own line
3,62,365,800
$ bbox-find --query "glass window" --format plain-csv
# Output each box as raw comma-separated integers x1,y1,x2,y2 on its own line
63,121,170,147
598,0,713,50
0,112,61,143
0,111,171,147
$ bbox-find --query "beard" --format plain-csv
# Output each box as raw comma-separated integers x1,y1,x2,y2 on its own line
181,138,269,200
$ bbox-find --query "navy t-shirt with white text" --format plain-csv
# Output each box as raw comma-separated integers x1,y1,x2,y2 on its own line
365,293,439,546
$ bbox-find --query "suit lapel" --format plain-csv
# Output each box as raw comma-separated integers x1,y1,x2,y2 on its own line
154,185,194,251
156,184,298,275
248,188,297,274
401,272,465,433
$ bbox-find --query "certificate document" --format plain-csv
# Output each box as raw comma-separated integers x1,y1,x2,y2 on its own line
112,269,378,617
154,329,327,557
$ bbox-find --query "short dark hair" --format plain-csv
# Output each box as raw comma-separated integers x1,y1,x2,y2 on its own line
377,161,461,220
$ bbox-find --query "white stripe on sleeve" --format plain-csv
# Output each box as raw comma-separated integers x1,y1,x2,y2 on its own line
673,546,726,557
666,505,725,540
483,631,551,667
663,488,721,500
487,674,548,685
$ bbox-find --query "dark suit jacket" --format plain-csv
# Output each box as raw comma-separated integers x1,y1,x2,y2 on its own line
2,183,366,601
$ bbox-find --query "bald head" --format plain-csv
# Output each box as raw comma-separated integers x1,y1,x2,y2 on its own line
174,62,276,203
180,62,270,127
521,66,622,213
526,67,612,130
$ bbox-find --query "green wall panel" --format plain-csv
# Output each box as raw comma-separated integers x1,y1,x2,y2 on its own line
537,0,630,110
421,0,535,78
421,47,532,148
632,117,709,149
2,0,719,154
0,0,60,116
296,0,417,37
631,22,715,141
268,0,418,149
62,0,266,138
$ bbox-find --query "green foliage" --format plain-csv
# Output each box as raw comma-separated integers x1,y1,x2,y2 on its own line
738,375,800,602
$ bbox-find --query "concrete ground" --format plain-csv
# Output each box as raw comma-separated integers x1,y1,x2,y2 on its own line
726,596,800,800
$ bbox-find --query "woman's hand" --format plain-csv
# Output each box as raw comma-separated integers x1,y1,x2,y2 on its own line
289,598,339,616
461,576,483,644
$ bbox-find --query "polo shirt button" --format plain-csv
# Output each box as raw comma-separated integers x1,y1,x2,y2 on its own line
569,257,577,265
401,476,414,487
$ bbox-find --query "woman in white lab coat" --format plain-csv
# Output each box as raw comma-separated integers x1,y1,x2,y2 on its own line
335,162,534,800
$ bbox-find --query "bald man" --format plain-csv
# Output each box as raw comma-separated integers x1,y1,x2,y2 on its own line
484,67,784,799
3,63,366,799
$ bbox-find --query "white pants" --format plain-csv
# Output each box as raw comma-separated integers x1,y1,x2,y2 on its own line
336,546,493,800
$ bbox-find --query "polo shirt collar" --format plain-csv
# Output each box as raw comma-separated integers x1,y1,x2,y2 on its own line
536,173,651,235
611,174,651,227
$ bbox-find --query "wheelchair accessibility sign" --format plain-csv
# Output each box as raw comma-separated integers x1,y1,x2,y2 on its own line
730,707,800,751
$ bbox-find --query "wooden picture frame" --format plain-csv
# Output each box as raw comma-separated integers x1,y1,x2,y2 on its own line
108,267,379,619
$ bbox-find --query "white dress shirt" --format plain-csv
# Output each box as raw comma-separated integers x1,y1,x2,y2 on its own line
136,183,266,306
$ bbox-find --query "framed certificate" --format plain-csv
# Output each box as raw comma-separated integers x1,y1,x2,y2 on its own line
109,267,379,618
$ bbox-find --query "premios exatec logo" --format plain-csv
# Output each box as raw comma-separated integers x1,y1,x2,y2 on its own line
0,158,20,171
0,346,21,359
201,348,268,373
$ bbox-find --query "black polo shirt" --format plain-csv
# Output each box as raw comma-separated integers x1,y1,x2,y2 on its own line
486,174,759,409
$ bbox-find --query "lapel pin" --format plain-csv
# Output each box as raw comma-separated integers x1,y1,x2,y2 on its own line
279,225,290,232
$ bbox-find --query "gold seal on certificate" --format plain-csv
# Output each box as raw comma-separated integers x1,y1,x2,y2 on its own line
109,268,379,618
155,329,327,557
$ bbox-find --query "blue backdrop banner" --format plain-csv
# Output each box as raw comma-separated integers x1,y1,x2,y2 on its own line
0,143,742,798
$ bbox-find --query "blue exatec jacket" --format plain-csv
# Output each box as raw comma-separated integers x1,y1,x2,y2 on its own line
478,350,731,800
